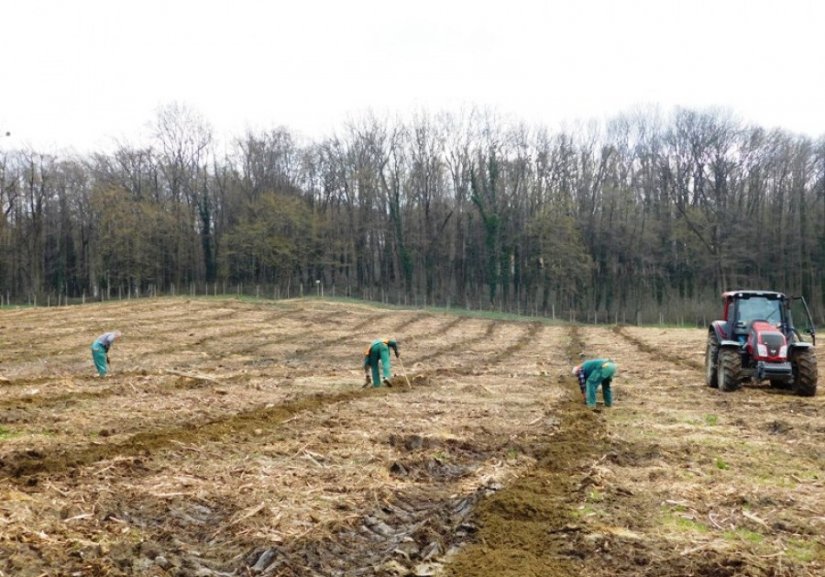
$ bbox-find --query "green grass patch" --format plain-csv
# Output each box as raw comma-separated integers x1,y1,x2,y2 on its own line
572,504,598,518
783,468,821,482
0,425,20,440
432,449,450,463
586,489,605,503
723,527,764,544
714,457,730,470
662,511,710,535
785,538,822,563
704,414,718,426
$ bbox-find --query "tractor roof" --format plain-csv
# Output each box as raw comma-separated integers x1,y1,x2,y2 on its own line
722,290,786,299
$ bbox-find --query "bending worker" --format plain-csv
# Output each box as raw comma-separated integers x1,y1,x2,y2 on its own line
363,338,399,387
91,331,121,377
573,359,617,408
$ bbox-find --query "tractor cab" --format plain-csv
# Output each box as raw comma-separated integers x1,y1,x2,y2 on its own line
722,291,785,342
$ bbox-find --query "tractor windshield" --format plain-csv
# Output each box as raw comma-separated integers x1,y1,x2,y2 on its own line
736,296,782,326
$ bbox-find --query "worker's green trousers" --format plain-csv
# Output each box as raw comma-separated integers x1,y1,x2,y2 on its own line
366,342,392,387
586,375,612,408
91,343,108,376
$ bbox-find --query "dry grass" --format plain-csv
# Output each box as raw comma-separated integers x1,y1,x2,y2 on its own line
1,300,823,576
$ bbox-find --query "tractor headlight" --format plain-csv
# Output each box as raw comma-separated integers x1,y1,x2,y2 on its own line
757,344,768,357
779,345,787,358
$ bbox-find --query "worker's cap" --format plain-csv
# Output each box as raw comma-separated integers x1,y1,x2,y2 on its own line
601,361,616,379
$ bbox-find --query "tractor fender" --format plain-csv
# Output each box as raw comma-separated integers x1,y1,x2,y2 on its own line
718,340,741,350
709,321,731,343
788,341,814,352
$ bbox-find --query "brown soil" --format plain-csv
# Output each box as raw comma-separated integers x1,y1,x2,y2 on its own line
1,299,823,576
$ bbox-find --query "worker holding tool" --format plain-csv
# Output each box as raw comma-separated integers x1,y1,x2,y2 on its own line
363,338,399,388
91,331,121,377
572,359,617,408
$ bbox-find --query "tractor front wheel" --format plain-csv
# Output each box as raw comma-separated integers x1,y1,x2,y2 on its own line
705,332,719,388
791,348,818,397
717,348,741,392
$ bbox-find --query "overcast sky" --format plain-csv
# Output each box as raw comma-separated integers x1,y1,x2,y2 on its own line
2,0,823,154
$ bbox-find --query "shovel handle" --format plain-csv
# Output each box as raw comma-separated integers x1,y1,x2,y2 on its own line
397,357,412,388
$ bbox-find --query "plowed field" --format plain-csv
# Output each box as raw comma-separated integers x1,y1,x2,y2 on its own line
1,298,823,576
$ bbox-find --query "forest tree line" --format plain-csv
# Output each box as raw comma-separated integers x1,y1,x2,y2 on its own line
1,104,824,324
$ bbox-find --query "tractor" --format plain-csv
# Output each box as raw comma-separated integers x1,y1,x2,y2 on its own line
705,290,817,396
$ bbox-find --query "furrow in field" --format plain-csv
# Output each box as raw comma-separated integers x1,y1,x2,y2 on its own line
0,305,576,577
0,316,518,483
0,389,374,480
567,325,825,577
438,323,606,577
612,324,705,371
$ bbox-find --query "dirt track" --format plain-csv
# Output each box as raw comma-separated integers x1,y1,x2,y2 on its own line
1,298,823,576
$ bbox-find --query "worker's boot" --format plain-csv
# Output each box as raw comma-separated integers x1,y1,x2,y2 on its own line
383,377,392,387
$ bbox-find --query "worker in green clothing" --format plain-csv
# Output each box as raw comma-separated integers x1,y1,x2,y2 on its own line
573,359,617,408
91,331,121,377
363,338,400,388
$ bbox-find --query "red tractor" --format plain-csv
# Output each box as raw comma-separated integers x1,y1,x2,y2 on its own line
705,290,817,396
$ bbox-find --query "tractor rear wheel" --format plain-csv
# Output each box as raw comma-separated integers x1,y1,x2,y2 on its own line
791,348,818,397
717,348,741,392
705,332,719,388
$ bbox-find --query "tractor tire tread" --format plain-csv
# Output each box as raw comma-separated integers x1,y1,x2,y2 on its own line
718,348,741,392
791,348,818,397
705,331,719,388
